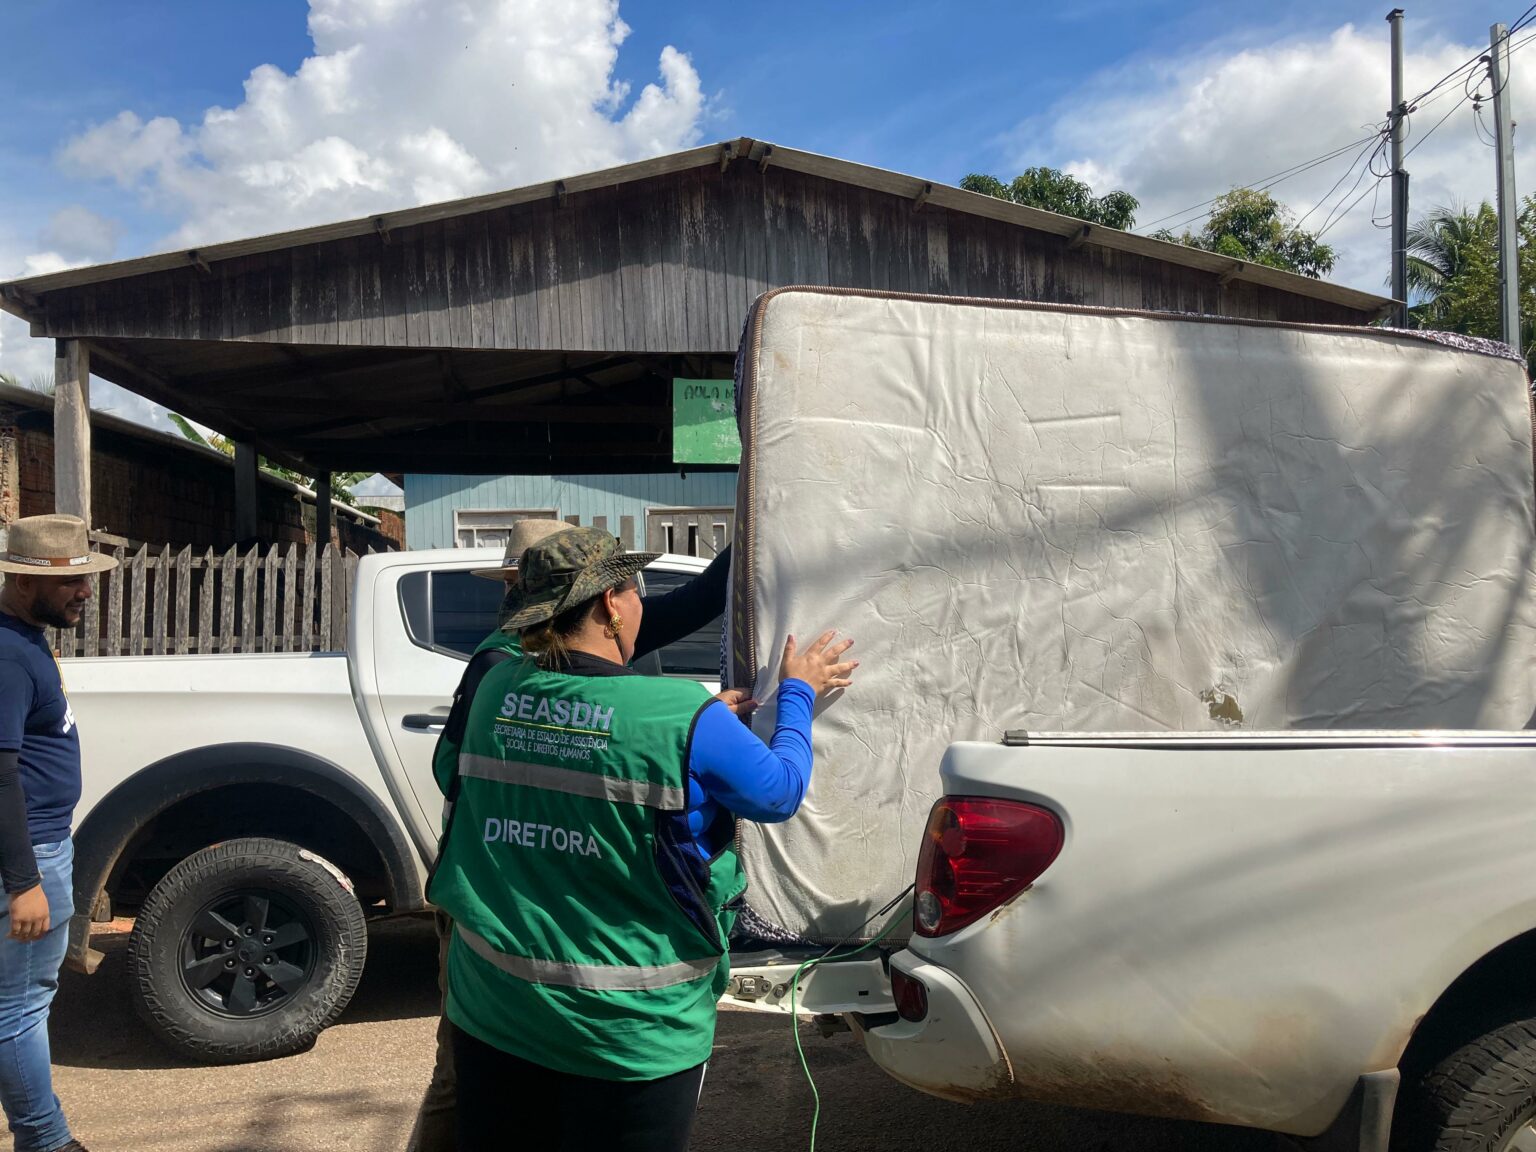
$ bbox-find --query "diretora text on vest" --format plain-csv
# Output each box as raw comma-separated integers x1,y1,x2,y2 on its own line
483,817,603,857
500,692,615,732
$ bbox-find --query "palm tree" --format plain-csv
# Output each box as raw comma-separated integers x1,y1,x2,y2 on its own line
1405,202,1498,327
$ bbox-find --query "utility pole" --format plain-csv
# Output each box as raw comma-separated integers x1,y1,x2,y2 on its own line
1388,8,1409,327
1491,22,1521,351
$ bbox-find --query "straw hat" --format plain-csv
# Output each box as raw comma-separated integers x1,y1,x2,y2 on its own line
500,527,659,630
470,518,572,580
0,514,118,576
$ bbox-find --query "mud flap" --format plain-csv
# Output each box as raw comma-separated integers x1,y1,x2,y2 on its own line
1286,1070,1398,1152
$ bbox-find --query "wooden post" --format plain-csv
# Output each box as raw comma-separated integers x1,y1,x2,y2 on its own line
281,543,297,652
197,547,214,654
151,546,169,655
106,546,124,656
127,545,147,657
314,474,333,549
234,442,258,542
174,546,192,655
53,340,91,523
241,547,258,654
262,546,278,653
219,545,237,654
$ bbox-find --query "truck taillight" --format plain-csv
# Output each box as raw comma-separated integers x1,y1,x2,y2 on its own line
913,797,1064,938
890,967,928,1022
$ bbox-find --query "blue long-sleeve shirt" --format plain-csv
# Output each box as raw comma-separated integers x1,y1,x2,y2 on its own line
682,677,815,854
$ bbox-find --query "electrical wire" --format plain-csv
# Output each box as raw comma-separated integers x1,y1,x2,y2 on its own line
1290,133,1392,235
1140,10,1536,246
1135,132,1382,234
1406,5,1536,108
789,885,915,1152
1405,88,1477,161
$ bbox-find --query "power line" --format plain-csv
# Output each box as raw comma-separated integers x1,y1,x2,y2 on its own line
1138,10,1536,245
1406,4,1536,108
1317,173,1386,240
1404,88,1476,161
1135,132,1382,234
1291,133,1392,234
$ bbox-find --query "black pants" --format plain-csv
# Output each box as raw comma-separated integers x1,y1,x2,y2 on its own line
450,1023,706,1152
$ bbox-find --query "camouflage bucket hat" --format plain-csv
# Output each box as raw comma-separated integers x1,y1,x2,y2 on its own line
501,526,660,631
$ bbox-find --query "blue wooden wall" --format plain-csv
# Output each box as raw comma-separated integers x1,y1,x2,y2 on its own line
404,472,739,549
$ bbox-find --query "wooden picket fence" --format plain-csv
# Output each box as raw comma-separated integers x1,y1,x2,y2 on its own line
49,542,369,658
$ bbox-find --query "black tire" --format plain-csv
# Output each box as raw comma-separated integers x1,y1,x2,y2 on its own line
127,837,368,1064
1398,1020,1536,1151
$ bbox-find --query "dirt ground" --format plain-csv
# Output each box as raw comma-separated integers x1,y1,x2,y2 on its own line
33,917,1280,1152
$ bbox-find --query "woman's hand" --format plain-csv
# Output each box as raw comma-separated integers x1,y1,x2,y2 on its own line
713,689,759,717
780,631,858,697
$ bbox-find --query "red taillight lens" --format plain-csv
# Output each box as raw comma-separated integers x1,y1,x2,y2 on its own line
890,967,929,1022
913,796,1064,938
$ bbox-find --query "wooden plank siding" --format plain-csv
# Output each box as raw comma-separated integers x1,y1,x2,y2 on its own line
29,166,1372,356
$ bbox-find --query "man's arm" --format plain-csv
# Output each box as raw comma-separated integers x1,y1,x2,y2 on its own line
0,661,38,896
635,545,731,660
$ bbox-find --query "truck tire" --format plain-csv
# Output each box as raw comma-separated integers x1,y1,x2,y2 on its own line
127,837,368,1064
1400,1019,1536,1151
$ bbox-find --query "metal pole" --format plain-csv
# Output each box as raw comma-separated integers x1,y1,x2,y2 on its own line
1491,22,1521,352
1388,9,1409,327
1388,11,1406,327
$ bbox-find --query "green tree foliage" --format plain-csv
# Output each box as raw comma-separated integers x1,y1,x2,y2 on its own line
961,167,1139,230
1151,188,1336,278
1405,198,1536,368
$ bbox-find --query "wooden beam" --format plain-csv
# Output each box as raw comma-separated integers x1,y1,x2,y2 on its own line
438,351,469,401
298,435,653,460
234,442,259,542
309,451,687,474
53,339,91,523
314,473,332,548
182,351,440,394
281,403,668,439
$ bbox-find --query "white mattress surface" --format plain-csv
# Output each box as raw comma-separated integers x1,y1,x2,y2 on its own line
727,289,1536,942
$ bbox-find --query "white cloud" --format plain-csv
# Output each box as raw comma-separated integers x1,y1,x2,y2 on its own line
1005,22,1530,295
2,0,706,435
58,0,707,249
40,206,122,264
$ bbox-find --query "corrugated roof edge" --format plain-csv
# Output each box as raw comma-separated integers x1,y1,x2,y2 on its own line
0,137,1393,319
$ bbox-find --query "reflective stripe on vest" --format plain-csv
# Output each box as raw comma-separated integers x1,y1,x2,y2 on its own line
457,752,686,812
456,924,718,991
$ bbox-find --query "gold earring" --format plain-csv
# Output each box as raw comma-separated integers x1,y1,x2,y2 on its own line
606,614,624,638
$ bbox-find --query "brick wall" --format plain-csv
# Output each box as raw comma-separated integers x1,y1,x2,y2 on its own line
1,400,399,553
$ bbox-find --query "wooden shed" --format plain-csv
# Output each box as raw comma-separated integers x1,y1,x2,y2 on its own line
0,137,1392,541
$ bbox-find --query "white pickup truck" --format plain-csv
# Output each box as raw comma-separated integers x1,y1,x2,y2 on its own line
62,546,720,1063
855,730,1536,1152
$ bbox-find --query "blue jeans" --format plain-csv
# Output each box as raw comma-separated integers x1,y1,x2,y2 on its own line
0,838,75,1152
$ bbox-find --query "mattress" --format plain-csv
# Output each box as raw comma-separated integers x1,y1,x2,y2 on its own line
725,288,1536,944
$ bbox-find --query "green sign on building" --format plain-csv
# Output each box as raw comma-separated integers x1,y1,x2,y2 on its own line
672,379,741,465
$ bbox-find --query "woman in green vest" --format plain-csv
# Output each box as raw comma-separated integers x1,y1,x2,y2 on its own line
429,526,854,1151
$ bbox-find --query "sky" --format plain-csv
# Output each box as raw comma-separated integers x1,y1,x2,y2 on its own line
0,0,1529,436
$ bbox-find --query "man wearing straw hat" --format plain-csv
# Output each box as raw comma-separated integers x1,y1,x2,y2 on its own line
0,514,115,1152
407,519,731,1152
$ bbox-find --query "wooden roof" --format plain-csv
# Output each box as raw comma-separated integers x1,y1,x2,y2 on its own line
0,138,1394,476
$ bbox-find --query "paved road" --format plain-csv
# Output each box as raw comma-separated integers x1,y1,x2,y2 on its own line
39,917,1281,1152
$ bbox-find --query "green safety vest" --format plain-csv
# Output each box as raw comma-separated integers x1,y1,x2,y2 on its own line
431,630,521,801
427,656,747,1081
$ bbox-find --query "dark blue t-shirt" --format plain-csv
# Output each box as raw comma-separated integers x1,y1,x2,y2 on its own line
0,612,82,843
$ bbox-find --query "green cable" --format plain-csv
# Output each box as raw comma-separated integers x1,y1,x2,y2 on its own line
788,897,914,1152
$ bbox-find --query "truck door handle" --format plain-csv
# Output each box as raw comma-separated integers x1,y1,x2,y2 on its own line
402,714,447,731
